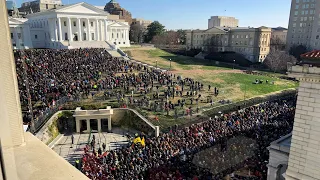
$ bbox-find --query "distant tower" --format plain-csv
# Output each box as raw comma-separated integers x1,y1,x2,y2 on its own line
104,0,132,24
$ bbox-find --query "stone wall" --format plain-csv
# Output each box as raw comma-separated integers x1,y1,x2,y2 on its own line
286,65,320,180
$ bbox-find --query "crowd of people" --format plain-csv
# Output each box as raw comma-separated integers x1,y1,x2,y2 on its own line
14,48,218,126
80,97,296,180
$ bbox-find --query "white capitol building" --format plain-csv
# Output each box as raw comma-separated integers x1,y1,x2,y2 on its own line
9,2,130,49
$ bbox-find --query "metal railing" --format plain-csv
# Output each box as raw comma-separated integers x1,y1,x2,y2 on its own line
33,96,70,133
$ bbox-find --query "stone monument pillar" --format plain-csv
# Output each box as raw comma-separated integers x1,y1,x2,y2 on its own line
286,64,320,179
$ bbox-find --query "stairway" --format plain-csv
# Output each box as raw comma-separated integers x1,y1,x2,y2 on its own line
68,41,113,49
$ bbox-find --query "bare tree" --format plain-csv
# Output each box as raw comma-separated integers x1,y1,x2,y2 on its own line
130,23,144,43
204,35,221,53
263,48,297,72
270,37,286,51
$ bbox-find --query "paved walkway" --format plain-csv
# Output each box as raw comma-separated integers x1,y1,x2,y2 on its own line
52,127,138,164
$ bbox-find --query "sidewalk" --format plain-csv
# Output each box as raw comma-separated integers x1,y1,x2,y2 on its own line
52,127,138,164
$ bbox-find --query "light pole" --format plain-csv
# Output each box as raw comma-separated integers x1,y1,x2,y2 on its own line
169,58,171,71
156,60,158,69
233,59,236,69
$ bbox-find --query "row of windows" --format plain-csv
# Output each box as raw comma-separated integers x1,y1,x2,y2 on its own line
295,3,315,9
292,28,312,33
292,22,313,27
294,16,315,22
296,0,315,3
10,33,22,39
272,35,286,39
232,34,249,39
294,9,315,16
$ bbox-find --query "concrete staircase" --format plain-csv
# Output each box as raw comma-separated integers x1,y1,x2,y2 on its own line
68,41,113,49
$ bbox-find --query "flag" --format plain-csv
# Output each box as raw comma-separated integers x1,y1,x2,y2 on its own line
133,137,142,144
141,137,145,147
102,151,109,157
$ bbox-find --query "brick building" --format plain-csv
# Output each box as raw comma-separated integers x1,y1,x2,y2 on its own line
104,0,132,25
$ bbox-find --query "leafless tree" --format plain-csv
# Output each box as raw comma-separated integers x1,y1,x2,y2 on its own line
130,23,144,43
263,48,297,72
152,31,179,48
270,37,286,51
204,35,221,53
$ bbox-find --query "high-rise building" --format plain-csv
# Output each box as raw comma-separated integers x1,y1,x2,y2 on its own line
208,16,239,29
286,0,319,50
19,0,63,14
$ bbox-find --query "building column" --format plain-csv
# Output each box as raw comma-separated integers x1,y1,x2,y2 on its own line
58,17,62,42
67,17,73,42
77,18,82,41
97,119,101,132
155,126,160,137
13,28,20,49
23,23,33,48
87,18,91,41
104,19,108,41
108,115,112,132
267,165,278,180
96,19,99,41
54,19,58,41
86,119,90,132
76,119,80,133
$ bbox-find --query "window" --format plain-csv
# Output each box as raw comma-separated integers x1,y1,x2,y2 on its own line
295,5,299,9
73,21,76,27
91,33,94,40
10,33,13,39
306,4,309,8
302,11,305,15
17,33,21,39
305,10,308,15
118,42,121,44
294,11,298,15
91,22,93,27
304,17,308,21
35,35,38,39
64,21,66,26
46,4,48,9
123,42,125,44
293,17,298,21
117,33,119,38
311,4,315,8
112,33,114,38
296,0,299,3
245,35,248,38
232,35,234,38
54,4,56,8
301,17,304,21
122,33,124,38
236,35,239,38
83,33,86,40
316,35,319,39
83,21,86,27
300,23,303,27
302,4,305,9
65,33,68,40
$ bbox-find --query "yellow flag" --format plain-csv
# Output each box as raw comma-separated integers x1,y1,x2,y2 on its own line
141,137,145,147
133,137,142,144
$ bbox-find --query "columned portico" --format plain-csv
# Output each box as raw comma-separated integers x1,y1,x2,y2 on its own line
26,2,131,48
73,107,113,133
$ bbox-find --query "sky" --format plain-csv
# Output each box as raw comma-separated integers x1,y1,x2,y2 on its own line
16,0,292,30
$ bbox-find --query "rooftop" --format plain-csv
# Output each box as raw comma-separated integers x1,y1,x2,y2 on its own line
301,50,320,59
